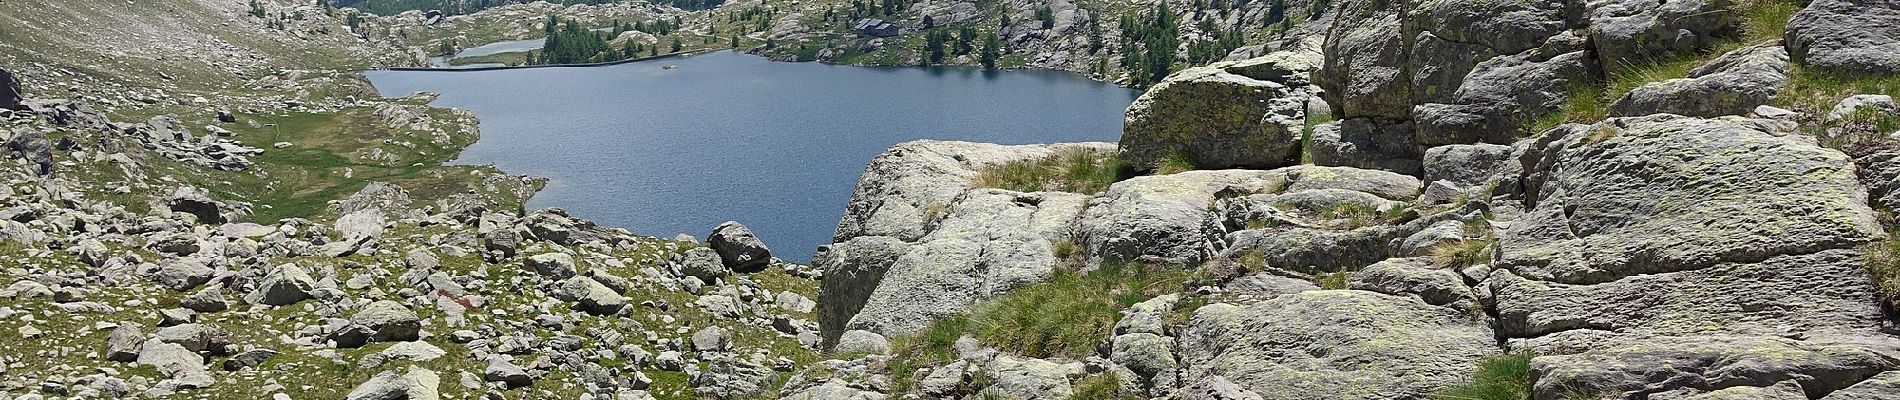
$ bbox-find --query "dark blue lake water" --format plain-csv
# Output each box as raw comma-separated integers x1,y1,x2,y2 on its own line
364,51,1139,261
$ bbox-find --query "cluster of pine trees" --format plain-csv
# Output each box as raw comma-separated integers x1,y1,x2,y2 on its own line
1119,4,1181,86
922,25,1001,68
537,16,614,64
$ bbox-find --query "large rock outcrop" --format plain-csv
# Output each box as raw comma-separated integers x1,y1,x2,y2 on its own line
829,140,1114,242
1786,0,1900,76
1488,114,1889,353
1117,51,1320,171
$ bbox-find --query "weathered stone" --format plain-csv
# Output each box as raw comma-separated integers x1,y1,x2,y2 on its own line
1531,335,1897,400
1077,170,1286,266
834,330,891,355
1176,291,1497,399
105,324,144,362
1308,119,1420,175
1586,0,1738,70
832,140,1113,242
1786,0,1900,76
164,186,225,224
838,189,1088,339
525,252,577,279
1118,55,1310,170
1179,375,1265,400
983,355,1079,400
0,69,21,111
1828,94,1899,122
352,300,421,343
1822,371,1900,399
1317,0,1412,120
1650,381,1809,400
1611,44,1791,118
691,325,732,352
154,258,214,292
814,236,910,349
558,276,627,315
136,340,210,386
690,355,776,399
1348,258,1474,307
709,221,773,273
1422,144,1512,187
1501,116,1882,285
346,368,439,400
483,359,532,388
675,247,729,285
248,264,316,306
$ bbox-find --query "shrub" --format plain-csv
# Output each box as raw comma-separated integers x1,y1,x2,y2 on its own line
1435,353,1534,400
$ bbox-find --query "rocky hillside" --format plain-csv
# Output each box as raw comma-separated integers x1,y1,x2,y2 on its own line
4,0,1900,399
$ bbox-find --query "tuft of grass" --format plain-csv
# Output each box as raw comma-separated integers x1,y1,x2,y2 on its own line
883,315,972,394
1867,234,1900,310
1583,125,1620,144
1069,373,1143,400
1434,353,1534,400
1052,238,1079,260
1154,151,1200,175
1314,271,1349,290
1432,238,1496,269
971,148,1133,194
970,263,1195,358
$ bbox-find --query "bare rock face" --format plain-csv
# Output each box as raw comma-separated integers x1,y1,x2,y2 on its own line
1430,114,1900,400
1118,51,1319,171
1175,291,1498,400
1530,336,1898,400
1786,0,1900,76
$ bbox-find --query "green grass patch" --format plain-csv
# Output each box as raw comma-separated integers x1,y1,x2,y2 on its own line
970,263,1194,358
1434,353,1534,400
1431,238,1495,269
1070,373,1143,400
971,147,1133,194
880,263,1197,392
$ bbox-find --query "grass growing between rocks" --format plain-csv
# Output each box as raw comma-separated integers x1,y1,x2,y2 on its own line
881,262,1197,392
1866,233,1900,310
1530,0,1802,133
971,147,1134,194
970,262,1194,358
1434,353,1533,400
1070,373,1144,400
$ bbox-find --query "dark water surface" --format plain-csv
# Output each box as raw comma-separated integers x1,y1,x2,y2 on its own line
365,51,1139,261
